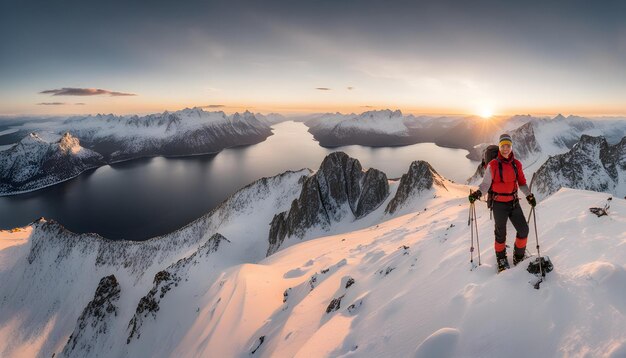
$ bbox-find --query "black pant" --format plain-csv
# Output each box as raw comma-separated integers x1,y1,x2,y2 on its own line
492,200,529,258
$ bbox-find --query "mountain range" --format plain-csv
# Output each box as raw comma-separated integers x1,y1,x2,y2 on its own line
0,108,274,195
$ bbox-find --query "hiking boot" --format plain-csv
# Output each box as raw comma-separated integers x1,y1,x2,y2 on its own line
513,253,526,266
497,257,510,273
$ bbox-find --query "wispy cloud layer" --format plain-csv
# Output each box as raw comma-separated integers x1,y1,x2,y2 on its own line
39,88,136,96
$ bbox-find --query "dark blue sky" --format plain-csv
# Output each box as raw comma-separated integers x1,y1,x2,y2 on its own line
1,0,625,115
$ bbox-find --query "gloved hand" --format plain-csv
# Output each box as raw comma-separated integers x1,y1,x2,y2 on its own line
469,190,482,203
526,194,536,207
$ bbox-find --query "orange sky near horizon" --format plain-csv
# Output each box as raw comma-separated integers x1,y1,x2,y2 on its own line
3,1,626,120
3,97,625,118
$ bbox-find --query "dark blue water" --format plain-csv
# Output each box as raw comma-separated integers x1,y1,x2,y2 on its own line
0,121,478,240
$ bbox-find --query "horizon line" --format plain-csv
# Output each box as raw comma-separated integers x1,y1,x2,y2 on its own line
1,106,626,119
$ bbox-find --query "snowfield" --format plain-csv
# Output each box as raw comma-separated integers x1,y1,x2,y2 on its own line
0,154,624,357
205,188,625,358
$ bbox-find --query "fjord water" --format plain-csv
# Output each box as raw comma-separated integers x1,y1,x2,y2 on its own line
0,121,478,240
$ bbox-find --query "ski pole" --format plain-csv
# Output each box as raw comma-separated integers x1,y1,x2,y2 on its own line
469,202,475,265
468,190,481,267
528,207,544,277
473,202,481,265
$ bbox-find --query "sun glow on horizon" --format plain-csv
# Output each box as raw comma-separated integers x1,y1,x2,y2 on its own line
479,107,494,119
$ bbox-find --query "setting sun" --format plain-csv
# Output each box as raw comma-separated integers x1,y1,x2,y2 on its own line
479,107,493,119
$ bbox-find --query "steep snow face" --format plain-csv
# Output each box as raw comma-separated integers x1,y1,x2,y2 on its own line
0,132,104,195
0,169,309,358
533,135,626,200
182,189,626,358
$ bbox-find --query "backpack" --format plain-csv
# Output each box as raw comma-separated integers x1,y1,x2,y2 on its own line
482,145,499,170
482,145,518,210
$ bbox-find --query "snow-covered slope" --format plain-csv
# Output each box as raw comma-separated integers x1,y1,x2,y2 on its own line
0,152,452,357
1,152,625,357
533,135,626,200
211,188,626,357
0,168,309,357
2,186,624,357
304,109,415,147
0,132,104,195
60,107,273,161
255,112,288,125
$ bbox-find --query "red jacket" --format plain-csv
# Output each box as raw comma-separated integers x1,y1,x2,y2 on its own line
487,152,528,202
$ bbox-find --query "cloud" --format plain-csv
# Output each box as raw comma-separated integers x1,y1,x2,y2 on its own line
361,105,374,108
75,103,85,105
39,88,136,96
347,86,354,90
37,102,66,105
315,87,331,91
201,104,226,108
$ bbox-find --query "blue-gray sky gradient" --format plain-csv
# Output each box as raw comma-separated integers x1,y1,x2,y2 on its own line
1,0,625,115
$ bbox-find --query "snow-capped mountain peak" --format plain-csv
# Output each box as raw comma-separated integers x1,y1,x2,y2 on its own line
532,134,626,200
0,132,104,194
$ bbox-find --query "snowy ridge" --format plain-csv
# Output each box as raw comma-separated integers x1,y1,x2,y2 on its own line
533,135,626,200
304,109,422,147
60,108,270,142
0,169,309,357
0,132,104,195
0,108,274,196
255,112,288,125
60,275,121,357
306,109,409,136
62,108,273,160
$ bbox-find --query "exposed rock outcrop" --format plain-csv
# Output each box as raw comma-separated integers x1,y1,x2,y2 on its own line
126,233,230,343
533,135,626,200
385,161,446,214
267,152,389,256
61,275,121,357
